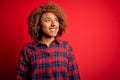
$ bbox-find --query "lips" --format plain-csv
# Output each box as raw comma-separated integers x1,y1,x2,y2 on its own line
49,28,58,32
50,28,56,31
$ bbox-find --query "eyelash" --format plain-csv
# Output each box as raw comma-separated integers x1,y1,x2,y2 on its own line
45,19,51,22
45,19,59,22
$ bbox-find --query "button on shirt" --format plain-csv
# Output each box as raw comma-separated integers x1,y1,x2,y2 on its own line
15,39,80,80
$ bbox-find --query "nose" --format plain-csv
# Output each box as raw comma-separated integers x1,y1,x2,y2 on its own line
51,21,55,27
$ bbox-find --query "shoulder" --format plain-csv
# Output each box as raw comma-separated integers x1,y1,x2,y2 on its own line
58,39,73,49
58,39,74,55
22,40,37,51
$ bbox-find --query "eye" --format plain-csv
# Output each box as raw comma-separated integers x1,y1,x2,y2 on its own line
45,19,51,22
55,18,59,22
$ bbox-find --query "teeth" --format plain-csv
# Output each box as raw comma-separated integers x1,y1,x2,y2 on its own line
50,28,56,31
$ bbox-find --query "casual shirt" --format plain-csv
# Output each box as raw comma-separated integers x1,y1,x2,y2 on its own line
15,39,80,80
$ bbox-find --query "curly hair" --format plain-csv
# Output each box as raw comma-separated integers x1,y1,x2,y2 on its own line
28,1,67,39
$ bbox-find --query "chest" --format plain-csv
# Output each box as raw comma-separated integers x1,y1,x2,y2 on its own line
29,46,69,70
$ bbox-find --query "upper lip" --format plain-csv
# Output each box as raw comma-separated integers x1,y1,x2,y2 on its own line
49,27,57,29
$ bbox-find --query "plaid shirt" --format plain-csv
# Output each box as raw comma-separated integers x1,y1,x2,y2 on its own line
15,39,80,80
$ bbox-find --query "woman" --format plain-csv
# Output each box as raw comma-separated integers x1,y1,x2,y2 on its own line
15,1,80,80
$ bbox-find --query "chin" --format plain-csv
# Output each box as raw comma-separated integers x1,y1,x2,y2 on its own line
45,34,57,38
50,34,57,37
49,33,57,36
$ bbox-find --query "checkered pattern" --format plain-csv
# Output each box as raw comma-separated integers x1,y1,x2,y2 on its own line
15,39,80,80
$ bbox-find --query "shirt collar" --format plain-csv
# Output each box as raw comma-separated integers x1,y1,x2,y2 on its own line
33,37,62,47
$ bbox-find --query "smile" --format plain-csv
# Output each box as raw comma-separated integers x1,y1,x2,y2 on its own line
50,28,55,31
49,28,57,32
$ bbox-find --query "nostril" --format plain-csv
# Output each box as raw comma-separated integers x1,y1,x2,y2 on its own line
51,24,55,27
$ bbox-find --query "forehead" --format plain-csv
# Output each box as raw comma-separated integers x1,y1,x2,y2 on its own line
41,12,58,19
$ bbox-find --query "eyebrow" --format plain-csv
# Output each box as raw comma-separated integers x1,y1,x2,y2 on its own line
43,17,58,20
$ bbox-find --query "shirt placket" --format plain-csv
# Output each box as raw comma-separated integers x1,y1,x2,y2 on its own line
42,47,51,80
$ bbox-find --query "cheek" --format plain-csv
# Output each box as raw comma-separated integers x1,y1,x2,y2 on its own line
57,22,59,26
57,23,59,28
41,23,50,29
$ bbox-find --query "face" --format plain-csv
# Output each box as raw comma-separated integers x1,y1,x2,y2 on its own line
40,12,59,38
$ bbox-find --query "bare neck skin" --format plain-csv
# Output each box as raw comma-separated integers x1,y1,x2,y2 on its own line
40,36,55,47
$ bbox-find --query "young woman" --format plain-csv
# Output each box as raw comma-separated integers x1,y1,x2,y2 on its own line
15,1,80,80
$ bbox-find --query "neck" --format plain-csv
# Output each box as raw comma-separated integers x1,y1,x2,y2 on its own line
40,36,55,47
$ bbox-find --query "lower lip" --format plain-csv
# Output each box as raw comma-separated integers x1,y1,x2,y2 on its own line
50,29,57,32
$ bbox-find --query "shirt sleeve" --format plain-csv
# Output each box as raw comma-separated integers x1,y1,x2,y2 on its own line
67,44,80,80
14,46,30,80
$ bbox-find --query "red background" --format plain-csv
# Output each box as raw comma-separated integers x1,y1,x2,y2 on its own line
0,0,120,80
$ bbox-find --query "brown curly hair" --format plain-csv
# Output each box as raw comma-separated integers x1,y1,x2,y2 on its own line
28,1,67,39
